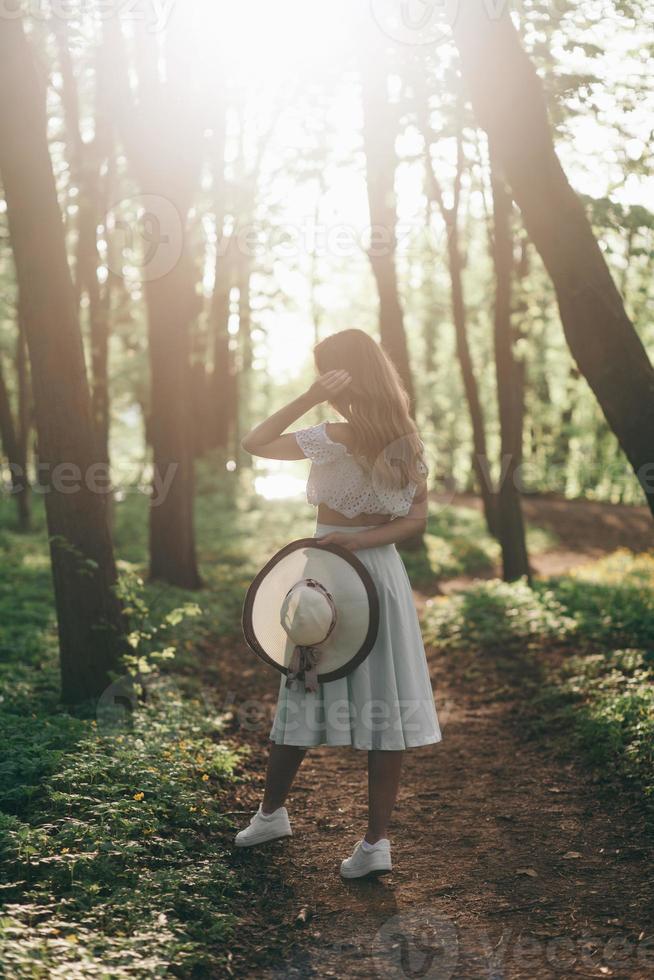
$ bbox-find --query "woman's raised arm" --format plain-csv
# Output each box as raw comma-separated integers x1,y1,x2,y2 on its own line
240,370,351,460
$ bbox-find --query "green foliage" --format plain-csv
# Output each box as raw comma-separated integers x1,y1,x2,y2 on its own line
548,550,654,651
116,569,201,681
399,504,498,583
0,477,335,977
0,686,241,977
422,550,654,810
560,650,654,788
392,504,495,588
540,553,654,802
0,500,245,977
531,642,654,810
423,576,576,651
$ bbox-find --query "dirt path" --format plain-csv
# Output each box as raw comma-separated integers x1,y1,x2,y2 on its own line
436,494,654,593
215,497,654,979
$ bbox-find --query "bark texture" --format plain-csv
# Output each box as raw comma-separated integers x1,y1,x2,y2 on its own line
359,41,416,413
0,357,30,530
55,19,114,472
0,18,126,703
105,18,203,586
490,153,531,581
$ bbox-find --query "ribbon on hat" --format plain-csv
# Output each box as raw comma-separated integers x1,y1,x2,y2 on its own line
285,578,337,693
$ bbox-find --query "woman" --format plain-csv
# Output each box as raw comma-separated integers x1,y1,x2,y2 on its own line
235,329,442,877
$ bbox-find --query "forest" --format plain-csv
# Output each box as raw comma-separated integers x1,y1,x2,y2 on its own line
0,1,653,977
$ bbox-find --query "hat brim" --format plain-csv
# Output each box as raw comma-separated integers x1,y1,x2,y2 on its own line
242,538,379,683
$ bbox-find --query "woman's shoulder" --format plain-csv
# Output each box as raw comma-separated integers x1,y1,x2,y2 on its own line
295,420,354,466
324,421,354,452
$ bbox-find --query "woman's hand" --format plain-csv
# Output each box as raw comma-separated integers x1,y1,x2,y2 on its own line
316,531,366,552
305,370,352,406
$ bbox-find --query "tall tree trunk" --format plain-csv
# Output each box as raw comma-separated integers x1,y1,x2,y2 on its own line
55,19,114,499
490,152,531,582
210,239,234,450
359,42,416,413
452,2,654,516
309,178,327,346
105,17,202,587
445,221,497,535
359,39,423,549
0,17,126,703
81,143,113,479
235,250,253,472
209,110,234,452
146,250,201,586
15,314,31,530
0,358,29,531
209,111,275,462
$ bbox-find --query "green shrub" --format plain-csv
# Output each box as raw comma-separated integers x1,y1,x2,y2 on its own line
0,506,245,977
547,551,654,651
0,681,242,977
422,550,654,811
423,577,576,651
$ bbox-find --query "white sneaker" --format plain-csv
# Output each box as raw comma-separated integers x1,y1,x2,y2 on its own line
340,838,392,878
234,804,292,847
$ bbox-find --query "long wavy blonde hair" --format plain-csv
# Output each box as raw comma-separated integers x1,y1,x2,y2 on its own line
313,329,428,492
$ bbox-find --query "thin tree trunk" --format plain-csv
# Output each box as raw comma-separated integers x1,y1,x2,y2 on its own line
445,222,498,535
489,151,531,582
359,40,423,549
423,126,498,535
55,19,113,493
0,358,29,530
82,159,113,486
452,2,654,516
236,250,253,471
309,178,327,346
209,111,276,462
0,17,126,703
209,109,234,452
359,42,416,413
13,305,31,530
82,156,113,478
210,239,234,450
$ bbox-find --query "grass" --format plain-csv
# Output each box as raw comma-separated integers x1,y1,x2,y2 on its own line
402,501,558,585
0,686,240,977
1,469,650,973
531,552,654,804
0,466,310,978
0,470,464,977
422,549,654,814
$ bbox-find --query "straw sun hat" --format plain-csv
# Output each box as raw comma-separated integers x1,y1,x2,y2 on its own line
242,538,380,691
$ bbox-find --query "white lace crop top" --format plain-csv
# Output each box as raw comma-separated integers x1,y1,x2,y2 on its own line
294,420,426,519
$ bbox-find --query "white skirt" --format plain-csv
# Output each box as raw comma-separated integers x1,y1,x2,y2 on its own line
269,522,443,751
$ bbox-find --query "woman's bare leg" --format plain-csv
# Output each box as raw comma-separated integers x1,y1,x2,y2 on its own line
366,749,404,843
261,743,307,814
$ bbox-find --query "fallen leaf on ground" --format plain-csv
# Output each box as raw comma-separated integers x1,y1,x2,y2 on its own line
294,907,312,927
